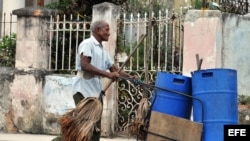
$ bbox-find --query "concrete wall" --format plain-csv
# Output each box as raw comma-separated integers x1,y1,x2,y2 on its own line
183,10,250,96
222,13,250,96
10,70,46,133
0,68,14,132
5,6,58,134
42,75,75,134
14,9,50,69
183,10,223,74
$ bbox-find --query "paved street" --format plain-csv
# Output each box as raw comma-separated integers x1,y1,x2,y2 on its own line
0,133,136,141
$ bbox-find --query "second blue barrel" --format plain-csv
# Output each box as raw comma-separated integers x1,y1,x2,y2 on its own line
152,71,192,119
192,68,238,141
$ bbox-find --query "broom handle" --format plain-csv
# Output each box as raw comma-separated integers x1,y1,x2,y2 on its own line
102,34,147,93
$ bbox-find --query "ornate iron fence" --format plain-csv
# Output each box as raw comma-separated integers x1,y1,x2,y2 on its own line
115,9,185,135
46,14,91,71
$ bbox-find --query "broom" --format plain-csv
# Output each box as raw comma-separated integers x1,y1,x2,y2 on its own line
60,97,103,141
128,97,150,140
59,34,147,141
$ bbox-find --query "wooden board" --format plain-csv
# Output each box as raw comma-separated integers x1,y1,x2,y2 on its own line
147,111,203,141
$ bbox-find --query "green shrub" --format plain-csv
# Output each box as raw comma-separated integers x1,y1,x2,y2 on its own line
238,95,250,105
0,33,16,67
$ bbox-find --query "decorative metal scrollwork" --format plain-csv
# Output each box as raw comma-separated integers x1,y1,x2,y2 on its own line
115,71,155,133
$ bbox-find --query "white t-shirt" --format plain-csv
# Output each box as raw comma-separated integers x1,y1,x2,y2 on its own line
72,36,113,98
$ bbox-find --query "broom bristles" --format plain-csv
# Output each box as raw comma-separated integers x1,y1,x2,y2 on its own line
60,97,103,141
128,97,150,140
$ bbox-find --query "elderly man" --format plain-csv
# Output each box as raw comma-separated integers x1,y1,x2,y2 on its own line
72,20,132,141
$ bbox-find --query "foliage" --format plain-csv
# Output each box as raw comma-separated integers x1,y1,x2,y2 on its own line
190,0,221,10
238,95,250,105
191,0,203,9
45,0,73,10
220,0,248,15
0,33,16,67
117,0,172,18
45,0,165,18
45,0,128,20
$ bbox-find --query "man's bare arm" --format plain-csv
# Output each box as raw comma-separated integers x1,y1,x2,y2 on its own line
80,54,118,79
109,64,132,78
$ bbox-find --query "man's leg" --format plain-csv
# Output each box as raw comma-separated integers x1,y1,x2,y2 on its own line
92,94,103,141
92,121,101,141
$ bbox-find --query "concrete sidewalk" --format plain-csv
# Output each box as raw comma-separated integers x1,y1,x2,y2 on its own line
0,133,136,141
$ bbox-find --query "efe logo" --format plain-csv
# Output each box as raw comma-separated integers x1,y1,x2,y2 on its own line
228,129,246,136
224,125,250,141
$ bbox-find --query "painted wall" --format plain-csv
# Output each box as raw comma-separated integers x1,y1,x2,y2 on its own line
10,72,44,133
183,10,250,96
0,0,57,36
1,0,25,15
221,13,250,95
0,0,25,35
183,10,223,76
43,75,75,134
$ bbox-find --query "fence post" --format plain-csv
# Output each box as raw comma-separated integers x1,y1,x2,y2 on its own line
13,7,57,69
8,7,58,133
92,2,120,137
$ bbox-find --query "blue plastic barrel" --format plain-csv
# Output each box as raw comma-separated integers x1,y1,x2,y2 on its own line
192,68,238,141
152,71,192,119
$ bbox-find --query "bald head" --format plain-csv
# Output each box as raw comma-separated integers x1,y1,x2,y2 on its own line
90,20,110,43
91,20,108,33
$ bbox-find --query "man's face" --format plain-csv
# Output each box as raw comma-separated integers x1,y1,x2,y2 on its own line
97,24,110,41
